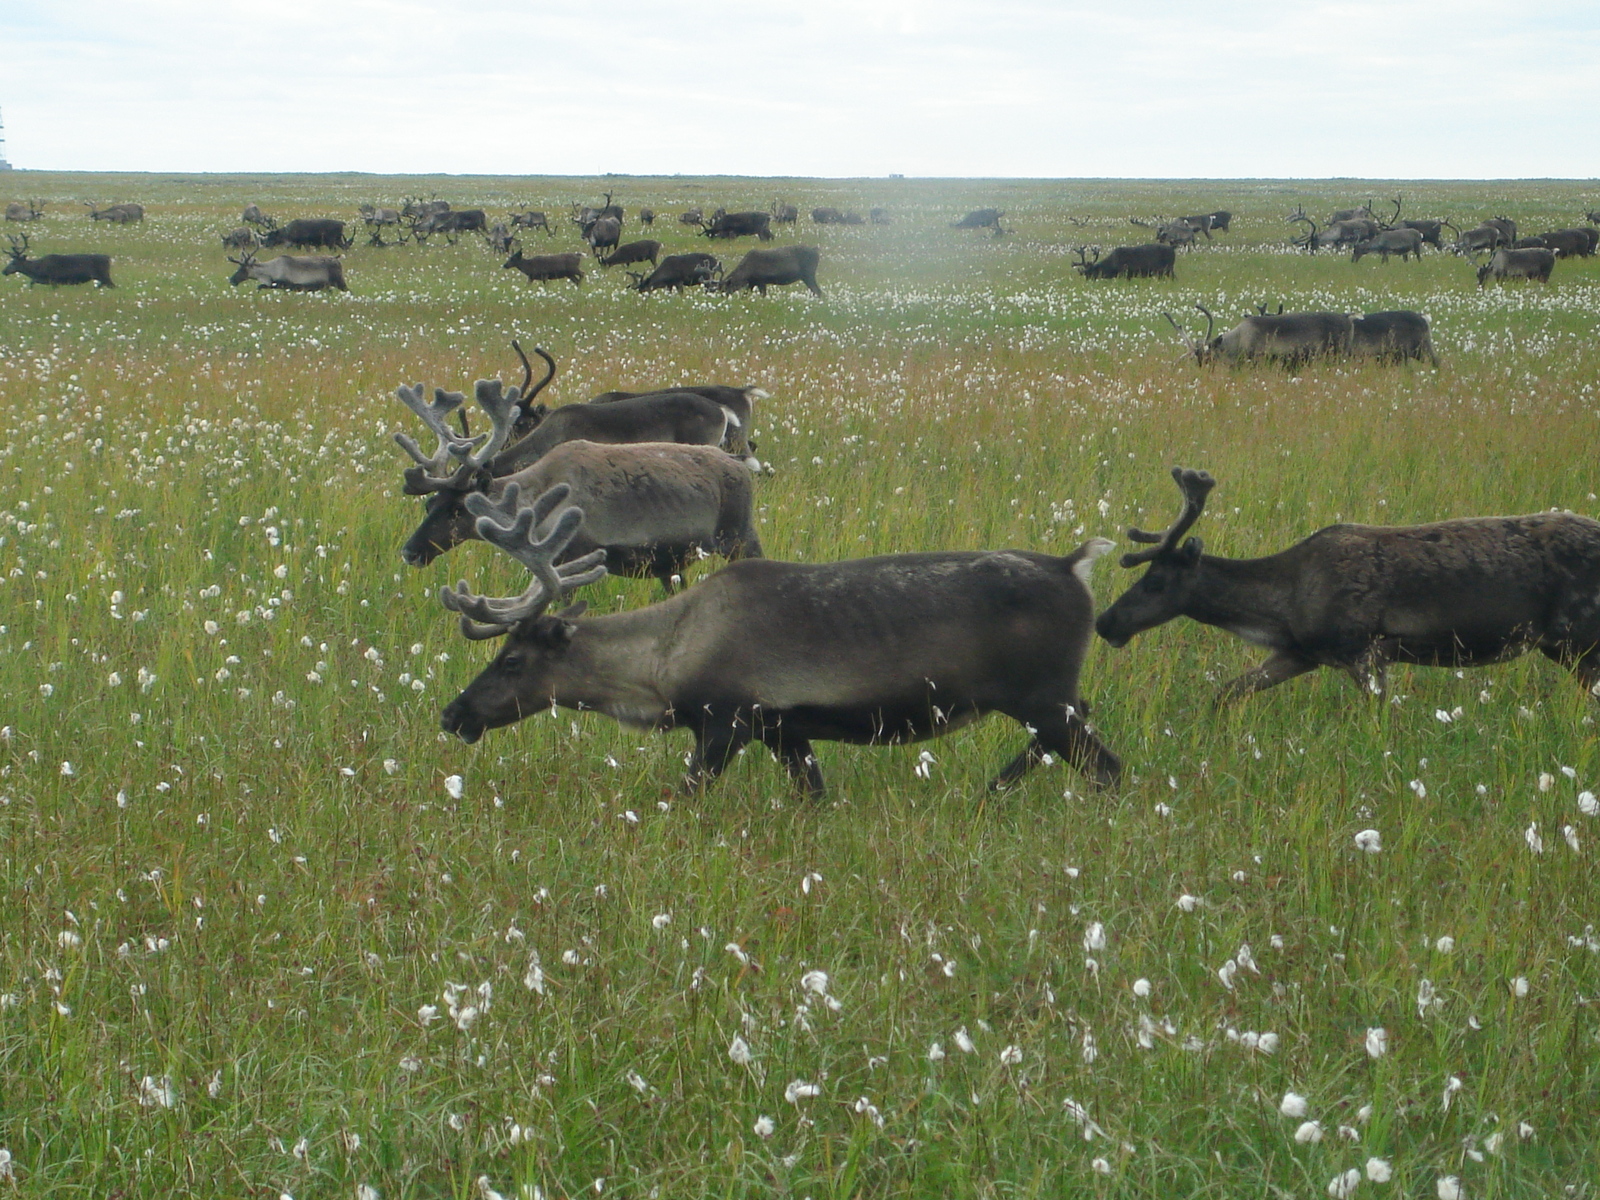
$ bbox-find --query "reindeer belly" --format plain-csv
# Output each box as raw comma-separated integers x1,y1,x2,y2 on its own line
755,699,988,745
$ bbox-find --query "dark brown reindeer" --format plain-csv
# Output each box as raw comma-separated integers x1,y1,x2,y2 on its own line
436,486,1123,797
4,234,115,287
1096,468,1600,702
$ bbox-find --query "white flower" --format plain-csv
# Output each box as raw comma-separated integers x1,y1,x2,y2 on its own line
453,1005,479,1032
1564,825,1581,851
356,1186,380,1200
1217,959,1237,990
651,912,671,930
753,1115,774,1139
800,969,829,995
1578,791,1598,816
1365,1027,1388,1058
1437,1176,1463,1200
1417,977,1438,1016
1257,1032,1280,1055
783,1079,820,1104
1409,779,1427,799
1083,922,1106,952
444,775,464,800
999,1045,1022,1065
1279,1092,1309,1119
1510,975,1530,997
0,1148,15,1183
1080,1029,1097,1064
1539,771,1554,792
59,761,74,777
398,1055,422,1073
58,930,82,949
1328,1167,1362,1199
1442,1074,1463,1111
927,1041,945,1062
728,1035,753,1066
625,1070,648,1094
1525,822,1544,853
1366,1156,1392,1182
138,1075,179,1109
1434,935,1455,953
1132,978,1151,998
1091,1157,1111,1175
1517,1120,1534,1140
1176,893,1200,912
418,1005,440,1025
1294,1120,1324,1144
953,1027,975,1053
208,1070,223,1099
1354,828,1383,853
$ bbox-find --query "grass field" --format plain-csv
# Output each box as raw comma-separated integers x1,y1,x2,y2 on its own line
2,172,1599,1199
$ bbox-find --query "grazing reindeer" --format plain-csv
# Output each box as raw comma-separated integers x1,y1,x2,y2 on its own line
1166,304,1352,366
4,234,115,287
950,208,1005,234
85,201,145,223
1097,468,1600,702
510,210,554,236
436,486,1123,796
1477,246,1556,287
5,200,44,222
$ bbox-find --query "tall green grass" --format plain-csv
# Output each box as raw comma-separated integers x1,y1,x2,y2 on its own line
1,173,1598,1198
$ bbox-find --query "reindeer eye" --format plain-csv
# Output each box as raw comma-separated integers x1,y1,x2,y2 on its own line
498,654,523,673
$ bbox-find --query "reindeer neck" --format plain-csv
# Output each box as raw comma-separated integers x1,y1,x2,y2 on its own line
550,606,678,727
1184,553,1298,648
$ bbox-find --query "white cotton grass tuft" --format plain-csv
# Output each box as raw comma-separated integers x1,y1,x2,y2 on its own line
444,775,464,800
1328,1168,1361,1198
1366,1027,1388,1058
1365,1157,1392,1182
1437,1176,1464,1200
753,1115,774,1139
728,1035,753,1066
1354,828,1383,853
1279,1091,1309,1119
1082,922,1106,952
1294,1120,1324,1144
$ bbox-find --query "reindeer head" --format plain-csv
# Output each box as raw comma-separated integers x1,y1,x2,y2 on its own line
226,251,259,286
437,483,608,743
395,343,554,565
1163,304,1219,364
1095,467,1217,648
3,233,29,273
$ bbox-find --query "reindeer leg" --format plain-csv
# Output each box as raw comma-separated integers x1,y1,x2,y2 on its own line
682,720,749,795
1344,642,1395,699
1215,650,1318,704
760,730,826,799
992,705,1121,792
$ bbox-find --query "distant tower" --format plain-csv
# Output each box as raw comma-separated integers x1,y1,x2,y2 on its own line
0,107,12,170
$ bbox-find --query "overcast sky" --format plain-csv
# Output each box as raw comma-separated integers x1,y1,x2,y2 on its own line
3,0,1597,178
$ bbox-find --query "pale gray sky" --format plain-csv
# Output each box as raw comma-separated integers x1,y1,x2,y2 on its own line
3,0,1597,178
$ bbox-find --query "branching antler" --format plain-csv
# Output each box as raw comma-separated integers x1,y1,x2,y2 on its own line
1120,467,1216,567
393,383,472,490
437,483,608,638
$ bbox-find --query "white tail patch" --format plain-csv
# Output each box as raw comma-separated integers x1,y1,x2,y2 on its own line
1072,538,1116,583
719,405,742,428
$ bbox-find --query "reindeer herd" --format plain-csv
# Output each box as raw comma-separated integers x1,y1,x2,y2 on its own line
3,181,1598,794
383,335,1600,798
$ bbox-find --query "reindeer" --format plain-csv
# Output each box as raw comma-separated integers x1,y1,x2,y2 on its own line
1165,304,1352,366
434,486,1123,797
510,210,554,236
1097,467,1600,703
1131,216,1201,247
85,202,144,224
5,200,44,222
4,234,115,287
1072,244,1176,279
393,373,763,592
485,221,517,255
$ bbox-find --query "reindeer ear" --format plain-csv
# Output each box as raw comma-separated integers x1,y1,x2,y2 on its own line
557,600,587,621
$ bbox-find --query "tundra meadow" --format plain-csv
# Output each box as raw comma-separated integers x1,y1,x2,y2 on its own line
1,174,1599,1199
